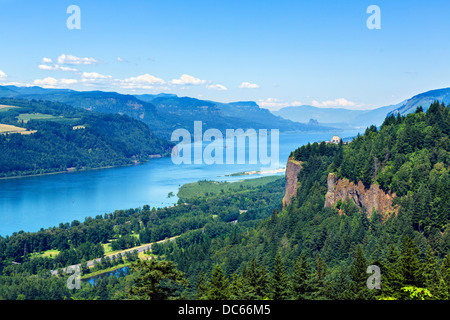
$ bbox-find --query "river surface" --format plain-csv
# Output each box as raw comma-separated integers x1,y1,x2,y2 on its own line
0,130,361,236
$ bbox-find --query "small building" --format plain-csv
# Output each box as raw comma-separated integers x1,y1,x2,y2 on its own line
330,135,341,144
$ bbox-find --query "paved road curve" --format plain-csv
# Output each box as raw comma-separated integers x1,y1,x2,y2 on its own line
51,235,179,276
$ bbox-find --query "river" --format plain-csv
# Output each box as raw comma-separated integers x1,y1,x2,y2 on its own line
0,130,361,236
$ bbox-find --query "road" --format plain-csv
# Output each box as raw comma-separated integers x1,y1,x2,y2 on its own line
51,235,179,276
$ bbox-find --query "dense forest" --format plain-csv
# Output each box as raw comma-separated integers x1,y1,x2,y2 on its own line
0,176,285,299
0,98,173,178
148,102,450,300
0,102,448,301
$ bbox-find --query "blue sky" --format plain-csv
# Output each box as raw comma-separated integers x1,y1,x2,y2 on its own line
1,0,450,110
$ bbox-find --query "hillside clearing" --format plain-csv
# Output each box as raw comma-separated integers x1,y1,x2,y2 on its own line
0,123,36,135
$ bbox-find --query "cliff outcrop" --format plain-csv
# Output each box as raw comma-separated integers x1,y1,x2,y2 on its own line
324,172,397,218
282,158,302,208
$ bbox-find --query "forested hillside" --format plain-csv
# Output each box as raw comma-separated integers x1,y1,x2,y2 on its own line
0,85,335,140
0,102,448,301
0,176,285,300
152,101,450,300
0,98,173,178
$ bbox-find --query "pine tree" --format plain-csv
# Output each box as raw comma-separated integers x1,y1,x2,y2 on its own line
207,264,230,300
195,271,209,300
292,254,310,300
423,246,440,298
381,244,403,299
228,272,245,300
307,254,328,299
349,245,373,299
327,266,353,300
270,253,291,300
241,258,270,299
440,254,450,298
399,236,424,289
128,259,188,300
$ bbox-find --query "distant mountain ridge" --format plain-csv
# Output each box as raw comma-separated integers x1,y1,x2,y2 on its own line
0,85,335,140
0,98,173,178
274,87,450,129
388,87,450,116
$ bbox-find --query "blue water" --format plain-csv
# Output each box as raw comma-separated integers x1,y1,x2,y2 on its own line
0,130,360,236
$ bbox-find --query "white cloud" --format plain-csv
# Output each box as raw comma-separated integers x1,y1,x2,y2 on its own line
206,84,228,91
57,54,99,65
38,64,56,71
0,70,7,80
38,64,78,72
59,78,78,85
81,72,112,80
239,81,260,89
41,57,53,64
59,66,78,72
119,74,166,89
170,74,206,86
1,81,32,87
79,72,114,87
33,77,78,88
257,98,301,111
311,98,357,109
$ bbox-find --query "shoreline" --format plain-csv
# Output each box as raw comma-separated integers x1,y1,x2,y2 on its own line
225,168,286,177
0,153,170,181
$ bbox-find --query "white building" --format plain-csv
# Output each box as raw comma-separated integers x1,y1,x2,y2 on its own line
330,135,341,144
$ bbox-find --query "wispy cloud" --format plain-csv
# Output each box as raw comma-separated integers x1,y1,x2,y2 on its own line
170,74,206,86
57,54,99,66
33,77,78,88
120,74,166,89
0,70,7,80
80,72,114,87
206,84,227,91
311,98,358,109
41,57,53,64
257,98,302,111
239,81,260,89
38,64,78,72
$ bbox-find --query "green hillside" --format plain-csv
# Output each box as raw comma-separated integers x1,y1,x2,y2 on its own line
155,101,450,300
0,98,173,178
0,101,449,301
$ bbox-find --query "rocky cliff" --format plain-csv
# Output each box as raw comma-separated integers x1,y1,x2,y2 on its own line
324,172,397,218
282,158,302,208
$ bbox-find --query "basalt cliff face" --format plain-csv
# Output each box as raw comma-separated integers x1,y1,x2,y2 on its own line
282,158,302,208
324,172,398,218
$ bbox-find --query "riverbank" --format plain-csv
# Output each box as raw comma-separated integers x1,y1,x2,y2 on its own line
0,153,170,180
225,168,286,177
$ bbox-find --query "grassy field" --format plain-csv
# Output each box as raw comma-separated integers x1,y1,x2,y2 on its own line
0,104,20,112
16,113,61,123
30,249,61,259
178,175,283,200
0,123,36,135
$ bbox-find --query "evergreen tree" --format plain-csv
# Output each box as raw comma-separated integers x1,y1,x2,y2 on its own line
241,258,270,300
423,246,440,298
349,245,373,299
207,264,230,300
270,253,291,300
399,236,425,289
291,254,310,300
195,271,209,300
128,259,188,300
381,245,403,299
